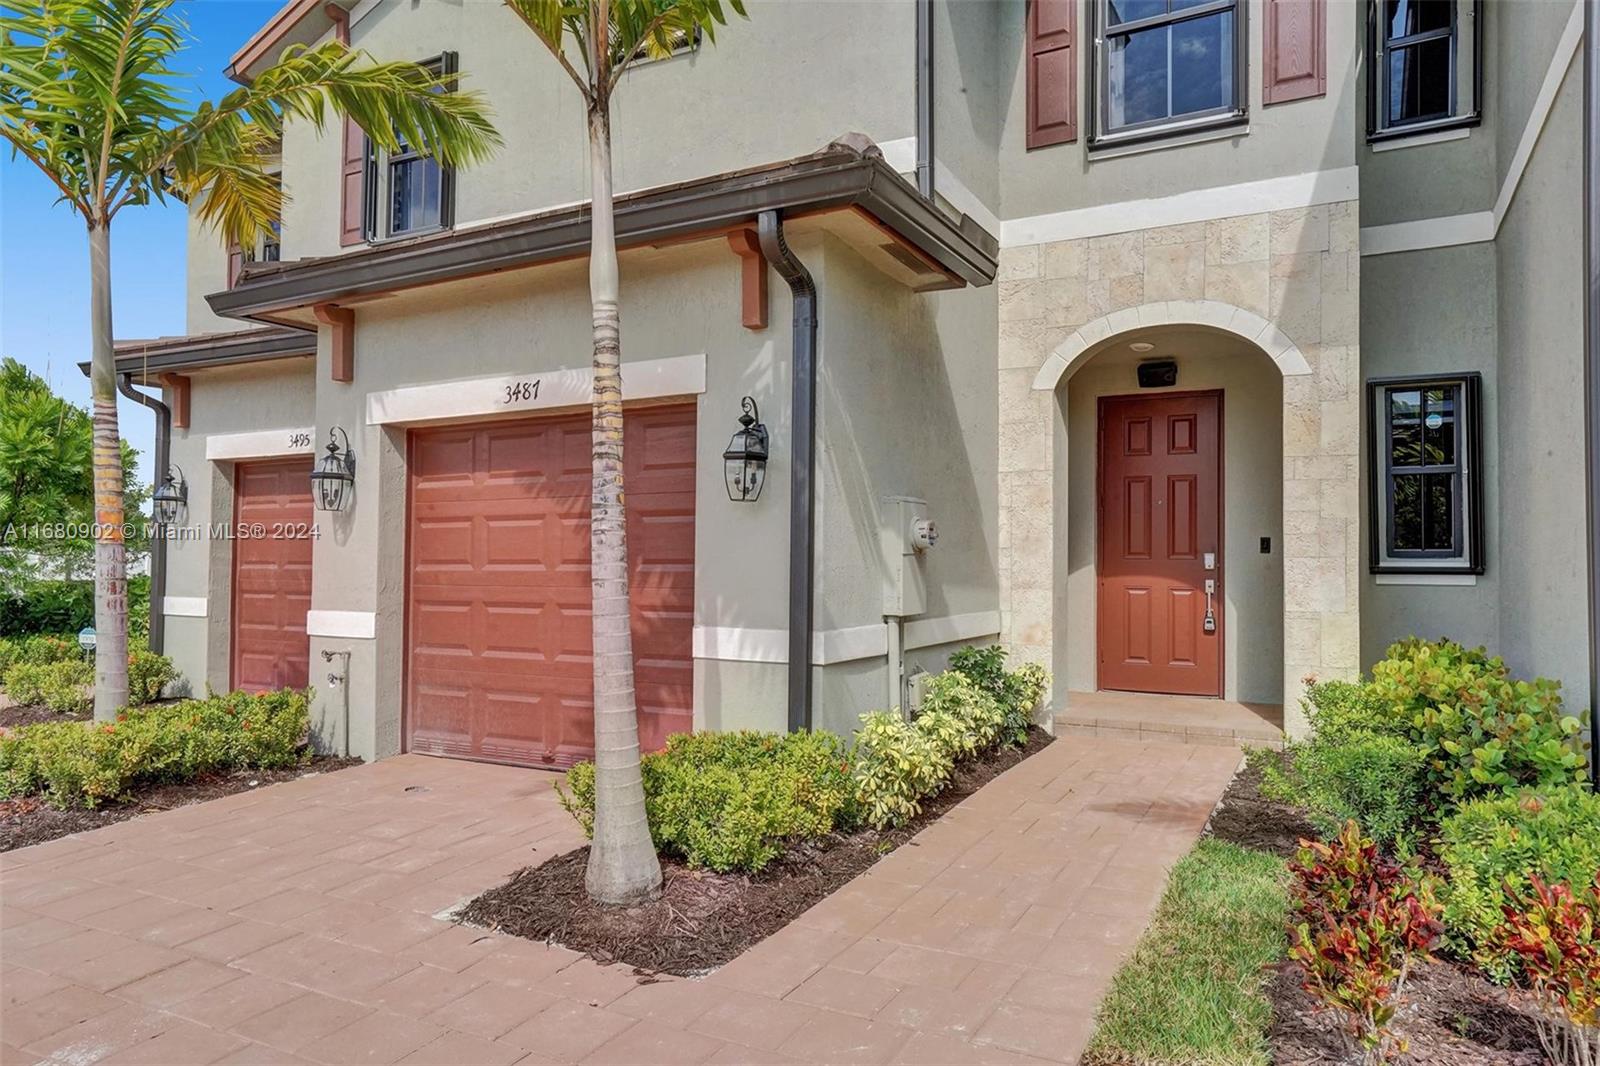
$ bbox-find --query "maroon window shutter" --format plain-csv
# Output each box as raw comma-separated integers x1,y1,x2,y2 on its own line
1026,0,1077,149
339,117,368,246
1264,0,1326,105
226,241,244,287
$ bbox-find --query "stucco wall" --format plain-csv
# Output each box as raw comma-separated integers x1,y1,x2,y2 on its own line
1358,243,1501,664
811,234,1001,733
1493,61,1587,707
276,0,917,263
994,0,1360,221
183,209,237,336
1063,334,1283,705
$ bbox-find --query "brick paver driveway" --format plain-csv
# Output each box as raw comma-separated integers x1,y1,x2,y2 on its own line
2,736,1240,1065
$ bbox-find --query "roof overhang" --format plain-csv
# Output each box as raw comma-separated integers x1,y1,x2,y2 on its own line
206,143,999,329
227,0,354,83
83,326,317,382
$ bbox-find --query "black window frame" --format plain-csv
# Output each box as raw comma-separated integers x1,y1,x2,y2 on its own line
1087,0,1248,150
1366,372,1485,575
363,51,457,242
1366,0,1483,143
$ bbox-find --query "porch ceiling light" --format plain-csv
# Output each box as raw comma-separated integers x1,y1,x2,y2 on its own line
311,427,356,513
1129,341,1155,352
722,396,769,503
152,465,188,525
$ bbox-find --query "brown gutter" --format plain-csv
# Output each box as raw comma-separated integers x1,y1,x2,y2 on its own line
207,144,998,325
82,325,316,379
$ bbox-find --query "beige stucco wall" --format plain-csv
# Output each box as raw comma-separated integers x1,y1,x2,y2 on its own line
998,203,1361,734
1063,333,1283,705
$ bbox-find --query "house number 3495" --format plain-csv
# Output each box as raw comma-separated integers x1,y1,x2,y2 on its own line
287,431,312,448
502,380,540,404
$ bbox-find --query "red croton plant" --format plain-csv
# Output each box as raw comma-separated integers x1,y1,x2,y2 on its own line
1288,820,1444,1064
1498,873,1600,1066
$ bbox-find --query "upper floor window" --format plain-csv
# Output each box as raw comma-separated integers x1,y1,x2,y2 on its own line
1367,374,1484,574
1367,0,1481,142
1090,0,1246,147
361,52,457,241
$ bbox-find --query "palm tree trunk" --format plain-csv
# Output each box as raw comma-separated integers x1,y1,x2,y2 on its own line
582,102,662,906
88,222,130,720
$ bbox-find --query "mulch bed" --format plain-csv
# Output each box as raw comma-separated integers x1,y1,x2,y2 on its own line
1203,762,1552,1065
458,727,1055,976
0,701,92,729
0,756,363,853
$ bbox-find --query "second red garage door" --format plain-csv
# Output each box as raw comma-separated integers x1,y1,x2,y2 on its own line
405,405,697,767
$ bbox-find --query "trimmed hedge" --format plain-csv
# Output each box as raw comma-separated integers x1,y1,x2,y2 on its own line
1,645,176,713
0,688,310,809
557,647,1054,871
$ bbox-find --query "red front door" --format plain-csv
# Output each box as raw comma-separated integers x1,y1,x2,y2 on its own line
1098,391,1223,697
231,458,314,692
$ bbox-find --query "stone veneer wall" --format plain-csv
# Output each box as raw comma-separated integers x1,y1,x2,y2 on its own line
996,203,1362,735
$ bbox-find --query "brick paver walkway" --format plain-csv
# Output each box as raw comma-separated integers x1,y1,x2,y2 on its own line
2,736,1240,1065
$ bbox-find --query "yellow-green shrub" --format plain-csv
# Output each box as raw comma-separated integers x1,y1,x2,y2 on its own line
852,711,952,830
0,688,310,808
3,659,92,714
127,647,177,705
947,644,1050,744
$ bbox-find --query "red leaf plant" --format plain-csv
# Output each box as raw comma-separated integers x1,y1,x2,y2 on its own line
1498,872,1600,1066
1288,820,1444,1064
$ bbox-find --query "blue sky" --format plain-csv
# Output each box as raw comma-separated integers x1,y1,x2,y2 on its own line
0,0,280,482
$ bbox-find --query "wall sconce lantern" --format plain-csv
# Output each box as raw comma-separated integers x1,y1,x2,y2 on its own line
310,427,356,513
722,396,769,503
151,465,188,525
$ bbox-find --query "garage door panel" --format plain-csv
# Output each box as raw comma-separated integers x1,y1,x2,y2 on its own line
231,459,314,693
407,406,696,768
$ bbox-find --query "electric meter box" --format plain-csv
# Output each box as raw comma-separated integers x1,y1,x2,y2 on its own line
881,496,932,617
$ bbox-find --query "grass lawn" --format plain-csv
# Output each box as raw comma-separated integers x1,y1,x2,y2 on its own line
1083,838,1290,1066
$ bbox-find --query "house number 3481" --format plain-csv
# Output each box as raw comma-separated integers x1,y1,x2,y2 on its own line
502,380,540,404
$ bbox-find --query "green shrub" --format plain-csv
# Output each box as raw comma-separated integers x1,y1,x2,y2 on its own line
948,645,1050,744
15,634,79,666
556,730,856,873
1302,678,1402,742
917,671,1006,755
0,688,310,808
852,711,952,830
0,639,17,677
1438,787,1600,982
1261,731,1429,848
1371,637,1588,802
3,659,93,714
128,647,176,705
0,581,94,638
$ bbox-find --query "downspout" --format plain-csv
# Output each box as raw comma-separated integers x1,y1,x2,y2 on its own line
915,0,935,200
758,209,817,733
117,374,170,655
1585,0,1600,790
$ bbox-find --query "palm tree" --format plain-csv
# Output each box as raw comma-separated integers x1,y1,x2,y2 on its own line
505,0,745,905
1,0,500,719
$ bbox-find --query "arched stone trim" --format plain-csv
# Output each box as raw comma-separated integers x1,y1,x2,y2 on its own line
1030,299,1314,392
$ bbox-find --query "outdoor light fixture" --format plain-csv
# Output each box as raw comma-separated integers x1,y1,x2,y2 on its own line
151,465,188,525
310,427,356,513
722,396,769,503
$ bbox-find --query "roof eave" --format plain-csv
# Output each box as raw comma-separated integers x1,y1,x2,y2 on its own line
83,325,317,380
205,150,998,325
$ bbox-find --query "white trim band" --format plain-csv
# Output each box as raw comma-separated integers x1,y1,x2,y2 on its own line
693,613,1002,665
162,596,208,618
1359,212,1494,257
206,427,316,462
306,610,377,639
1001,167,1360,248
367,353,707,426
904,611,1001,650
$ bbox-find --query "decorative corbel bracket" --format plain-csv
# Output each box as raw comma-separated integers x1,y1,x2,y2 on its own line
158,373,191,429
726,229,768,331
313,303,356,383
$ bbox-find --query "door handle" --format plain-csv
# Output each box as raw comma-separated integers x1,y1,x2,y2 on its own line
1203,578,1217,634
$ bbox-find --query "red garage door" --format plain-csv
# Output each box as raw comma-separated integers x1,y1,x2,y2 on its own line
406,405,696,767
231,458,314,692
